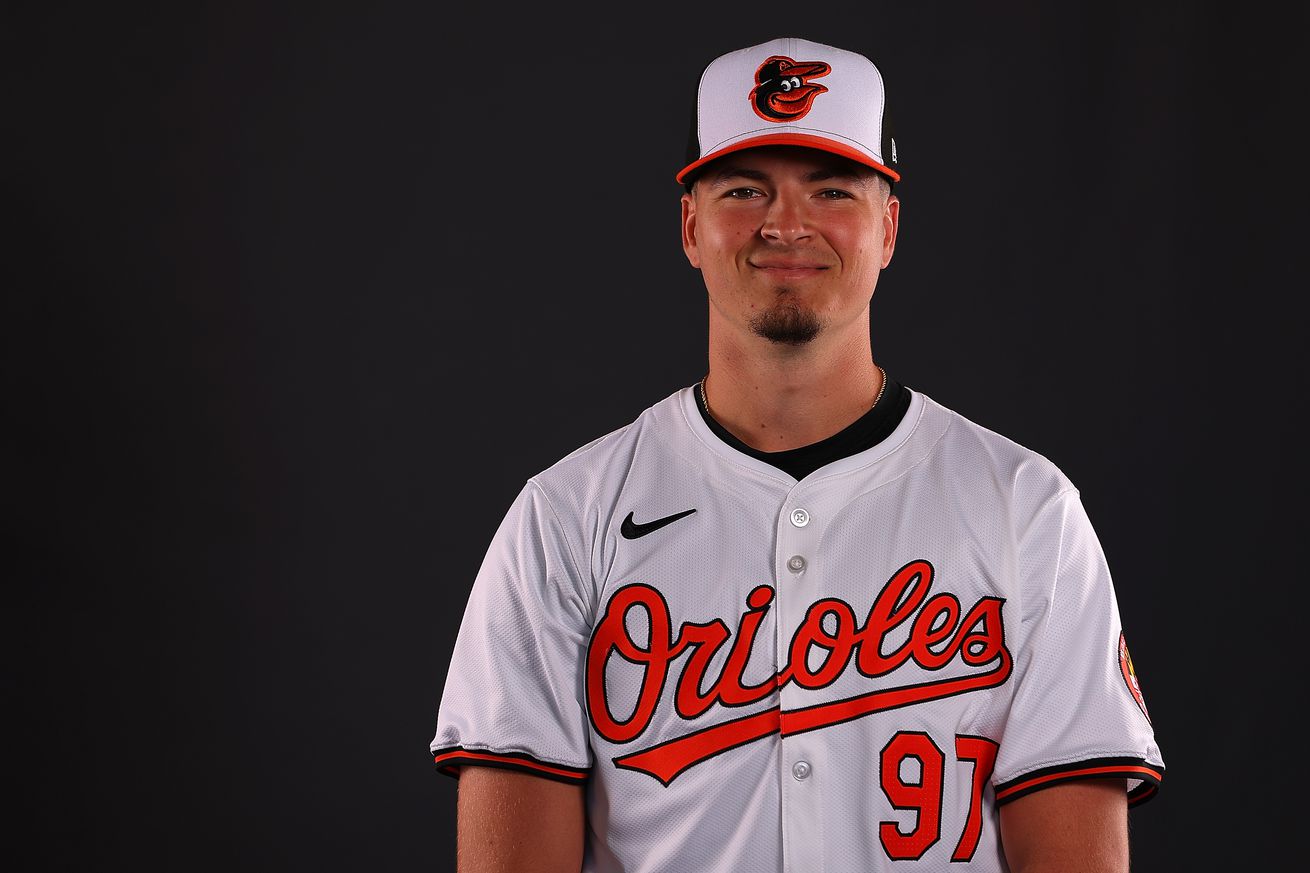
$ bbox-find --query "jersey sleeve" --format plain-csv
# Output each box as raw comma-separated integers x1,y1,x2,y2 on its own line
992,487,1164,806
429,478,593,784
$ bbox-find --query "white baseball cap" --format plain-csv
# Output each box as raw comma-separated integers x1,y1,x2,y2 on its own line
677,37,900,187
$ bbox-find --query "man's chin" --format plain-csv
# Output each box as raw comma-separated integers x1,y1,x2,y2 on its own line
749,305,822,345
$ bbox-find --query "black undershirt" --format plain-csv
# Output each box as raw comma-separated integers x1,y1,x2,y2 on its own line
695,375,911,481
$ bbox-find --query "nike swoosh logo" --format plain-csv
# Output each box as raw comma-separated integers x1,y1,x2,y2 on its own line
620,508,697,539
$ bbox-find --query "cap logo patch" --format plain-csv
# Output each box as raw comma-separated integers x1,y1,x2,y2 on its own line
1118,632,1151,723
750,55,831,122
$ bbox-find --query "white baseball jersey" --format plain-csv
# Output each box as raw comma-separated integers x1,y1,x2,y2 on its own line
431,379,1164,872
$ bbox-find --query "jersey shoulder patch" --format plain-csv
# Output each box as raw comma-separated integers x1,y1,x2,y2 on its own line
1118,632,1151,723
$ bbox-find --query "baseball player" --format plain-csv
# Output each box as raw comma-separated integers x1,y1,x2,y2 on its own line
430,36,1163,872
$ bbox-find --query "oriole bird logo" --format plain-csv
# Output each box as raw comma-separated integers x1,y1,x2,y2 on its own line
750,55,832,122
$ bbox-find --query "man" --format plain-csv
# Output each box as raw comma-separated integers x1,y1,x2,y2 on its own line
430,36,1163,872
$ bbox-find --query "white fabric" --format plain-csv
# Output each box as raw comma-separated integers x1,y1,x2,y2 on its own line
695,37,890,167
432,384,1164,872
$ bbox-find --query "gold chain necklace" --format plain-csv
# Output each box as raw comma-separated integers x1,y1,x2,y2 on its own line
698,365,886,419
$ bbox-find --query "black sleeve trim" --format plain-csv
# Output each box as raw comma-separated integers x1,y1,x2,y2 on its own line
431,745,590,785
994,755,1164,807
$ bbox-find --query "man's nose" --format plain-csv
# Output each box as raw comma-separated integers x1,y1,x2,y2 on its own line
760,192,812,244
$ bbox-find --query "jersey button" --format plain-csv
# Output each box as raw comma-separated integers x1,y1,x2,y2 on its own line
792,760,812,780
790,508,810,527
787,555,806,574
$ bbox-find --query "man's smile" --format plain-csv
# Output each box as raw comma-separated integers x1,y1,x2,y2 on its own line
748,258,831,278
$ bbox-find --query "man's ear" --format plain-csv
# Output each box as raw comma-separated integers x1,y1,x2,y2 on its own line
881,194,900,269
681,191,701,269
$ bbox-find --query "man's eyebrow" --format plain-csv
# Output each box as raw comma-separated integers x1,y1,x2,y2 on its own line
705,167,769,188
804,167,879,186
704,165,878,188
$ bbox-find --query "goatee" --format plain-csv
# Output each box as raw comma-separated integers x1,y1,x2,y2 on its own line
749,299,821,345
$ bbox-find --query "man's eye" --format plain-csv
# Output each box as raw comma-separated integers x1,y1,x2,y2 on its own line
726,188,761,199
819,189,852,199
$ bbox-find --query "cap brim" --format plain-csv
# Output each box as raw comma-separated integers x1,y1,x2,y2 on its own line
676,134,901,185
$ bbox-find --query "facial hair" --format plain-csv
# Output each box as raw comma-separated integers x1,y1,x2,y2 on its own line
749,295,822,345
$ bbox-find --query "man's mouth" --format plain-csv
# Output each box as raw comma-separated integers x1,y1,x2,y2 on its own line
749,260,829,277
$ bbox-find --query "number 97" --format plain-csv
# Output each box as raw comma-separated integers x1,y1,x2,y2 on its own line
880,731,999,862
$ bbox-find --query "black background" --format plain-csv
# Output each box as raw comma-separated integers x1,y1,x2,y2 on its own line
7,2,1302,870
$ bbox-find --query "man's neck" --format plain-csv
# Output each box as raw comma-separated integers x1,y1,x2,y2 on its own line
703,329,884,453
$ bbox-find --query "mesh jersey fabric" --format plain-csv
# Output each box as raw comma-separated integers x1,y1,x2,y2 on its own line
431,382,1164,872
